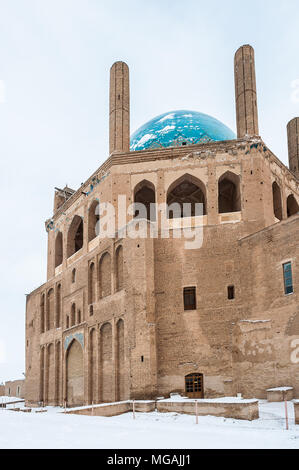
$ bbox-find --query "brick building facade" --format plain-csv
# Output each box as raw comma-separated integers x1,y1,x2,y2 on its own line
25,45,299,407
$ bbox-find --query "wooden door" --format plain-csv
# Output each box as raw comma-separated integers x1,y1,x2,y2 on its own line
185,373,204,398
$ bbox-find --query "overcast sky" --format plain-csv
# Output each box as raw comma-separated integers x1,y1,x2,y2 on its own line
0,0,299,382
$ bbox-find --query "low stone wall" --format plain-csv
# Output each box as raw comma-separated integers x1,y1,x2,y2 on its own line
68,402,131,417
294,401,299,425
156,400,259,421
266,388,294,402
66,400,156,417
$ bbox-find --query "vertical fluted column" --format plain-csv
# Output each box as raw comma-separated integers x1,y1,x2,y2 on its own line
109,61,130,154
234,45,259,138
287,117,299,178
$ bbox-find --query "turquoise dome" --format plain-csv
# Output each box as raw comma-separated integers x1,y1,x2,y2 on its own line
130,110,236,151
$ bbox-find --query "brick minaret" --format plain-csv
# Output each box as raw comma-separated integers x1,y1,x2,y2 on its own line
109,61,130,154
234,45,259,138
287,117,299,179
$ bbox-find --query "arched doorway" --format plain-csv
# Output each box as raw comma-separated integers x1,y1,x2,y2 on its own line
66,340,84,407
185,373,204,398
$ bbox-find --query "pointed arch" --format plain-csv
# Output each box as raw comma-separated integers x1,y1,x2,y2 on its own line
272,182,283,221
47,289,54,331
47,343,55,404
116,319,125,401
134,180,156,221
88,200,100,242
287,194,299,218
71,303,76,327
66,339,84,407
88,262,96,304
56,284,61,328
218,171,241,214
40,294,45,333
115,245,124,292
67,215,84,258
99,252,111,298
55,231,63,268
167,174,207,218
100,322,112,402
89,328,97,404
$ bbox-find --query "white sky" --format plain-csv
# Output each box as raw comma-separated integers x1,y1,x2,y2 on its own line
0,0,299,382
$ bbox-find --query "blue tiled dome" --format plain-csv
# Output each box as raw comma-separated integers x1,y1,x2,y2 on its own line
130,110,236,151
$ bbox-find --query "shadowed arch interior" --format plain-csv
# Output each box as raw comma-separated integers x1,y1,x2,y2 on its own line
272,182,283,221
88,200,100,242
218,171,241,213
115,246,123,291
55,231,63,268
167,174,206,218
287,194,299,218
134,180,156,221
67,215,84,258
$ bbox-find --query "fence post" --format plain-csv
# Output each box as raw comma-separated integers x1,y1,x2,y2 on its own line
195,400,198,425
283,392,289,431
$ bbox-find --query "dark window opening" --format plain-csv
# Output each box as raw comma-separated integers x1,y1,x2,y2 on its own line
184,287,196,310
134,180,156,221
218,172,241,214
72,269,76,283
89,305,94,316
228,285,235,300
67,215,84,258
283,262,294,295
141,356,144,362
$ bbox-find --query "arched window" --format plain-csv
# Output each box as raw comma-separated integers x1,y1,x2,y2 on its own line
55,231,63,268
56,284,61,328
77,310,81,324
272,182,283,221
287,194,299,218
67,215,84,258
99,252,112,298
47,289,54,331
66,315,70,329
185,373,204,399
134,180,156,221
218,171,241,214
88,200,100,242
71,303,76,327
167,174,206,219
88,262,95,304
115,246,123,292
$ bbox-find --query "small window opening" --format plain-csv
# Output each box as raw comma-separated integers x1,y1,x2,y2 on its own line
72,269,76,283
283,262,294,295
141,356,144,362
184,287,196,310
89,305,94,316
228,285,235,300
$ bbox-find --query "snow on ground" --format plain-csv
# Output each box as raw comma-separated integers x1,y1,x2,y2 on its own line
0,400,298,449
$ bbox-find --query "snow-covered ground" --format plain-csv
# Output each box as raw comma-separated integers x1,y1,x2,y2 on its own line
0,399,298,449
